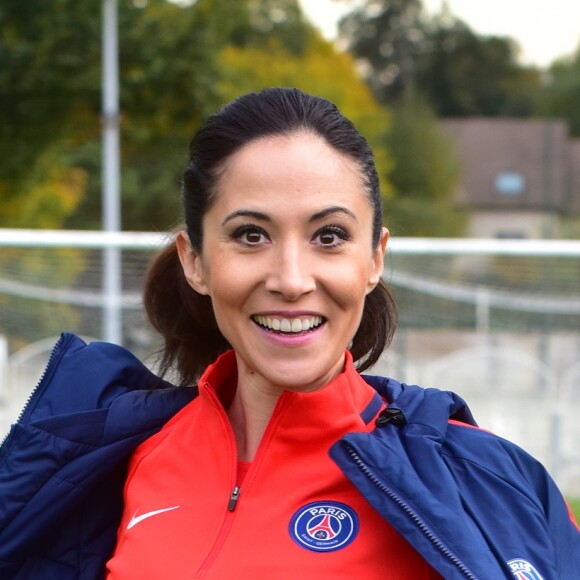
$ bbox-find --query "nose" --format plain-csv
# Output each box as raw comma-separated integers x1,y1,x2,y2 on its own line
264,241,316,301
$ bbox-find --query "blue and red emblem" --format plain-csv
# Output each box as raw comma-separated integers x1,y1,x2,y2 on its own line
507,558,544,579
289,501,359,552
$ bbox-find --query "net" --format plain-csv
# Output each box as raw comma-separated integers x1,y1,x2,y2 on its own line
0,231,579,494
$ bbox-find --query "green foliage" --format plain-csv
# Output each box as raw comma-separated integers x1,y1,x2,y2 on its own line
1,0,394,231
0,0,101,165
0,142,87,228
1,0,231,231
228,0,313,55
0,0,100,227
337,1,543,116
4,0,575,238
218,33,393,198
383,96,467,237
535,48,580,136
338,0,424,103
385,194,468,238
416,16,541,117
386,96,457,201
82,0,234,230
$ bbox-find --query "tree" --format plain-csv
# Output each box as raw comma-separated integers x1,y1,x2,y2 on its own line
338,0,425,104
383,96,466,236
416,12,541,117
335,1,466,236
2,0,369,230
218,32,393,198
336,1,542,116
68,0,235,230
229,0,313,55
0,0,233,230
0,0,101,227
1,0,393,232
535,48,580,136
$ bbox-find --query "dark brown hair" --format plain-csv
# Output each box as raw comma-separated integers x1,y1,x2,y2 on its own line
144,88,397,384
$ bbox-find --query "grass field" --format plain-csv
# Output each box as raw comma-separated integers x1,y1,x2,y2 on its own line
568,498,580,522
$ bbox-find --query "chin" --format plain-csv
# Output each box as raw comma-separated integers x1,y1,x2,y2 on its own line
265,359,343,393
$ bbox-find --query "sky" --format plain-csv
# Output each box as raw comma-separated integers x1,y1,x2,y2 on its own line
299,0,580,68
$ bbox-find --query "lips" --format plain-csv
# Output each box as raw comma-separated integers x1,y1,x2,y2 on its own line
252,315,325,334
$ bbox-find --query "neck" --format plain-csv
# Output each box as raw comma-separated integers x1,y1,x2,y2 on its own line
227,375,282,462
223,353,347,461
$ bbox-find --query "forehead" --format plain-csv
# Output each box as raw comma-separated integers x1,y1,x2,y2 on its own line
212,132,369,215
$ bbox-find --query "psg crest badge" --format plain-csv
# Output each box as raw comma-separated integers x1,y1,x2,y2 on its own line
289,501,359,553
507,558,544,579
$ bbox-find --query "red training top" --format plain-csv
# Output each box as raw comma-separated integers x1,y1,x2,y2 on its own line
106,351,441,579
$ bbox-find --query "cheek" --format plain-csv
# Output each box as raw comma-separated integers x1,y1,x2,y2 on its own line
208,279,242,308
329,260,374,311
204,260,254,307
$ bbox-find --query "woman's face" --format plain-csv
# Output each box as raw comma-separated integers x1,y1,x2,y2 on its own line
178,132,387,394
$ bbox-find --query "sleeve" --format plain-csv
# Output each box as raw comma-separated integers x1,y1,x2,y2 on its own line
503,437,580,577
543,472,580,576
440,420,580,577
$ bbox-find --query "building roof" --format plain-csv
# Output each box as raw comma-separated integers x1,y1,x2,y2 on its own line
442,118,574,213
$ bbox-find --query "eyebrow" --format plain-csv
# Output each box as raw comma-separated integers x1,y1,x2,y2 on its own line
222,206,357,226
309,206,357,222
222,210,271,226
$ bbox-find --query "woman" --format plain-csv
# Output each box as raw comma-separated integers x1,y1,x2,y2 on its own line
1,88,579,579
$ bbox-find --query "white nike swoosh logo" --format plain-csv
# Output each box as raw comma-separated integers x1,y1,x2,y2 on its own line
127,506,181,530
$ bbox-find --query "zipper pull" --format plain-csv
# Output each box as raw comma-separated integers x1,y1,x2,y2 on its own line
228,486,240,511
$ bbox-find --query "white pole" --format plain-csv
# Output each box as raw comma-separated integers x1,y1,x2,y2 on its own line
102,0,123,345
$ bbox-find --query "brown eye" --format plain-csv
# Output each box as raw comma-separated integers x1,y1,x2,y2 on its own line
314,225,350,248
245,230,263,244
319,232,337,245
231,224,270,246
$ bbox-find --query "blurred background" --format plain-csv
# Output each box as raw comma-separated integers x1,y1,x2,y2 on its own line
1,0,579,503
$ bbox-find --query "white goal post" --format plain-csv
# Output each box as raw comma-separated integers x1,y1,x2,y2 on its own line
1,229,580,492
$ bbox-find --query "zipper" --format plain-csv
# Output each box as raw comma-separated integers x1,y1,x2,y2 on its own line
195,491,239,577
228,485,241,511
343,442,478,580
195,389,290,576
195,385,242,577
0,333,69,453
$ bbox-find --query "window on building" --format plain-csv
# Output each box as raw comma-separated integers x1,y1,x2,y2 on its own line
494,172,525,197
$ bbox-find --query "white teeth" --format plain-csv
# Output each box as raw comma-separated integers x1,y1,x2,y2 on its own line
253,315,323,334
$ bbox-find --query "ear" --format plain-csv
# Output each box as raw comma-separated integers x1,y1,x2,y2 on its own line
366,227,389,293
176,230,210,296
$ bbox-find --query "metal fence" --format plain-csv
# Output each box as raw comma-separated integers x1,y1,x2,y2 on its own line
1,229,579,495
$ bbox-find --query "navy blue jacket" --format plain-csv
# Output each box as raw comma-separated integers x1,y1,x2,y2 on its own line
1,333,578,579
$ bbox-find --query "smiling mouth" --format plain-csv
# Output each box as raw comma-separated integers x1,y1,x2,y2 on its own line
252,315,325,334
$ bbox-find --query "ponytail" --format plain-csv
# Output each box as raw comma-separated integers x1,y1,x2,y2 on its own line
350,279,398,373
143,239,230,385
